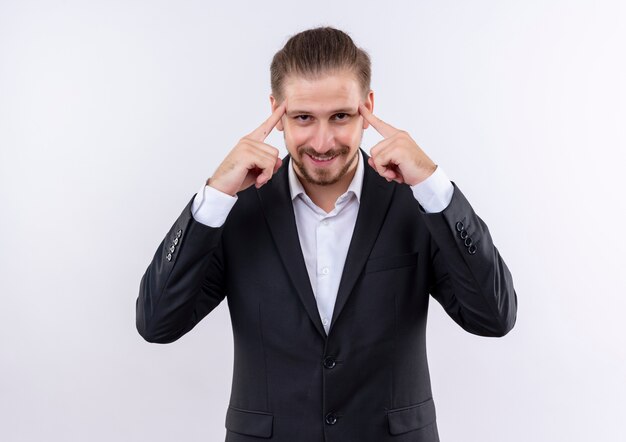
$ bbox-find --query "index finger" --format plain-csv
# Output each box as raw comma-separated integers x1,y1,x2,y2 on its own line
248,99,288,142
358,103,399,138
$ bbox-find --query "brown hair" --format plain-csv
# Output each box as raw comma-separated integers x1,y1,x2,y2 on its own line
270,26,371,103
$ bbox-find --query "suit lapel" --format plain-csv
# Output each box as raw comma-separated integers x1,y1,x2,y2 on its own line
329,149,394,335
257,148,395,340
257,155,327,339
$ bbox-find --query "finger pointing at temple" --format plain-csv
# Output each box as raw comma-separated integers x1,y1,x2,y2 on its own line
248,99,288,142
358,103,400,139
207,100,288,196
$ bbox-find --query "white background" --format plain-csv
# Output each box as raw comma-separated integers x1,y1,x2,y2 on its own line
1,1,625,441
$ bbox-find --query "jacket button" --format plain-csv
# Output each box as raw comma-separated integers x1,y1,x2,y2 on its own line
323,357,336,369
464,237,473,247
166,253,172,261
325,413,337,425
176,229,182,238
455,221,464,232
459,229,469,240
468,244,477,255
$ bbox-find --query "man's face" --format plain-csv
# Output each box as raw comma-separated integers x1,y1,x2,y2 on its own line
271,70,374,187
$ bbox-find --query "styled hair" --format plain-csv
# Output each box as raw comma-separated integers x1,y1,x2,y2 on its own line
270,26,371,103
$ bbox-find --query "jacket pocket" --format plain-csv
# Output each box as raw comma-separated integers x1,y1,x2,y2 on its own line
365,251,419,274
386,397,436,435
225,406,273,438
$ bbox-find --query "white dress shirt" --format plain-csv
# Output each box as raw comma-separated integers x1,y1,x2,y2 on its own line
191,153,454,335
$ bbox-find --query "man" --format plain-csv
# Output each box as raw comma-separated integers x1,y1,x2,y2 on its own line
136,26,517,442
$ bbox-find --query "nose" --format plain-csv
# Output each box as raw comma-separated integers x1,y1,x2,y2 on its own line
310,123,335,154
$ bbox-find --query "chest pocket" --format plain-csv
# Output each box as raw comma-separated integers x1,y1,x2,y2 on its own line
364,251,419,274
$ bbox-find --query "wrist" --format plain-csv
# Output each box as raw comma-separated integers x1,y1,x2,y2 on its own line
206,177,237,197
408,164,437,186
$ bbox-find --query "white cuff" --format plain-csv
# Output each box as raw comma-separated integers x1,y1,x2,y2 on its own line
191,181,238,227
410,166,454,213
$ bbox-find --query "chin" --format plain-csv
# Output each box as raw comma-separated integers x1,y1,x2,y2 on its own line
293,149,359,186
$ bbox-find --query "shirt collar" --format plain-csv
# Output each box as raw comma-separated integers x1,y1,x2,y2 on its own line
288,149,364,204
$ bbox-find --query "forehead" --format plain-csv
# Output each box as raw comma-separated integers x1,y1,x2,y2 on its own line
283,71,361,116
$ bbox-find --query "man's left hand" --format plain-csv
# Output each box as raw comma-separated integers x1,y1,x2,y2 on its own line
359,103,437,186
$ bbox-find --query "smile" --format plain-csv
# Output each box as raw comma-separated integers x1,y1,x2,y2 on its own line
307,153,338,164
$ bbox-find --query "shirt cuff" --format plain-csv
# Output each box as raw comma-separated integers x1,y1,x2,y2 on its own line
410,166,454,213
191,181,238,227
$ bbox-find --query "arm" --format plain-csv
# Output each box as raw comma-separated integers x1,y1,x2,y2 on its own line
409,166,516,336
135,185,235,343
420,182,517,337
358,103,517,337
136,101,287,343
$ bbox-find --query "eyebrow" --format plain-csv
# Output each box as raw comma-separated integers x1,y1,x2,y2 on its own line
287,108,355,117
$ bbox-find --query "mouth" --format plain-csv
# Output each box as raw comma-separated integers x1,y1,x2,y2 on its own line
306,153,339,166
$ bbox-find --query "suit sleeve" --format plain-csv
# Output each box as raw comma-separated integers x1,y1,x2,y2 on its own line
421,182,518,337
136,194,228,343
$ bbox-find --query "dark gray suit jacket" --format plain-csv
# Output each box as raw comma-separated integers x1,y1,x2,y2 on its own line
136,147,517,441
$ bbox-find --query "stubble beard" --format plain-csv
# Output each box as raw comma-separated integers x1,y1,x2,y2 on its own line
291,146,359,186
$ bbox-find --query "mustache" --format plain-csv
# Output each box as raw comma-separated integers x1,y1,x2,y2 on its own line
299,146,350,158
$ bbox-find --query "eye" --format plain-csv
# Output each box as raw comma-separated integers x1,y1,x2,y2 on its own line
295,115,311,121
333,113,349,120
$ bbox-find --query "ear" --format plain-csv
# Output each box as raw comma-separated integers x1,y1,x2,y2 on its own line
361,90,374,130
270,95,284,131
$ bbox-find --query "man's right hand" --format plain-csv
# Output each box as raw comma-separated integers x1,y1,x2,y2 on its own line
207,100,287,197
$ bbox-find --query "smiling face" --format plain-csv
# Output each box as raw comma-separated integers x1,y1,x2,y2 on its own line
270,70,374,189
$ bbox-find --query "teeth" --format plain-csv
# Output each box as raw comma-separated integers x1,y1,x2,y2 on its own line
310,154,336,161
